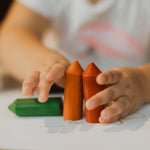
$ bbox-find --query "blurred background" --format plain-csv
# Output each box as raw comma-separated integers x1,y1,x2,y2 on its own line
0,0,21,90
0,0,63,92
0,0,13,22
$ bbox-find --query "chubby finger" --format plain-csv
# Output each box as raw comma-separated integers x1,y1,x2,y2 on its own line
46,63,67,82
22,71,40,97
99,115,120,124
86,84,123,110
96,69,122,85
99,96,130,123
38,72,53,103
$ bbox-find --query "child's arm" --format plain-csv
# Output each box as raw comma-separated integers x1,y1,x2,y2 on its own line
0,1,70,102
86,65,150,123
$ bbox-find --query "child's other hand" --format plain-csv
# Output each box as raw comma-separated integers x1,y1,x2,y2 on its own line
22,51,70,103
86,67,147,123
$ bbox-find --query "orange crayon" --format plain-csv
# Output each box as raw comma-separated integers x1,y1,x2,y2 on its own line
63,61,83,120
82,62,104,123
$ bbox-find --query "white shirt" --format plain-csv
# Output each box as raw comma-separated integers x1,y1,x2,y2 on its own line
17,0,150,70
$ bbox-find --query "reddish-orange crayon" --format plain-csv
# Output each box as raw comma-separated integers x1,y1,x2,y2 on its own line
82,62,104,123
63,61,83,121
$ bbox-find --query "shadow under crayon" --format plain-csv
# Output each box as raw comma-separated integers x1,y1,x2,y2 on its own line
44,117,64,134
44,117,81,134
44,102,94,134
44,117,94,134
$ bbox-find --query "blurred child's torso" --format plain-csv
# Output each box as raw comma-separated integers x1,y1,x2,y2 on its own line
18,0,150,70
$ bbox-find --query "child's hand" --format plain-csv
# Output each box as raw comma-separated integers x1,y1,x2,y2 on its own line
22,51,70,103
86,67,147,123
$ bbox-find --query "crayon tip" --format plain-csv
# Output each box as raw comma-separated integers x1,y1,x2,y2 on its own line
8,102,16,114
83,62,102,77
66,60,83,74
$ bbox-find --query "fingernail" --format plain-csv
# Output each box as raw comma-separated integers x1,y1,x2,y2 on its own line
22,87,30,95
23,86,29,91
86,100,95,110
39,93,47,103
97,75,107,84
46,74,51,80
99,117,105,124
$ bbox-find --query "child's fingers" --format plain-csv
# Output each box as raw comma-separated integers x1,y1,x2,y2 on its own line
22,71,40,97
99,96,130,123
46,62,67,82
86,84,123,110
38,62,68,103
38,72,53,103
96,69,122,85
99,115,120,124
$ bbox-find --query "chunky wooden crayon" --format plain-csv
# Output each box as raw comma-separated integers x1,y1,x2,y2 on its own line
8,97,63,116
63,60,83,120
82,62,104,123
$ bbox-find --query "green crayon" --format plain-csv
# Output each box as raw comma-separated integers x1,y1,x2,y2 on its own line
8,97,63,116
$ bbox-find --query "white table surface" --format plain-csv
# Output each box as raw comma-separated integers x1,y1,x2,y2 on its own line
0,89,150,150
